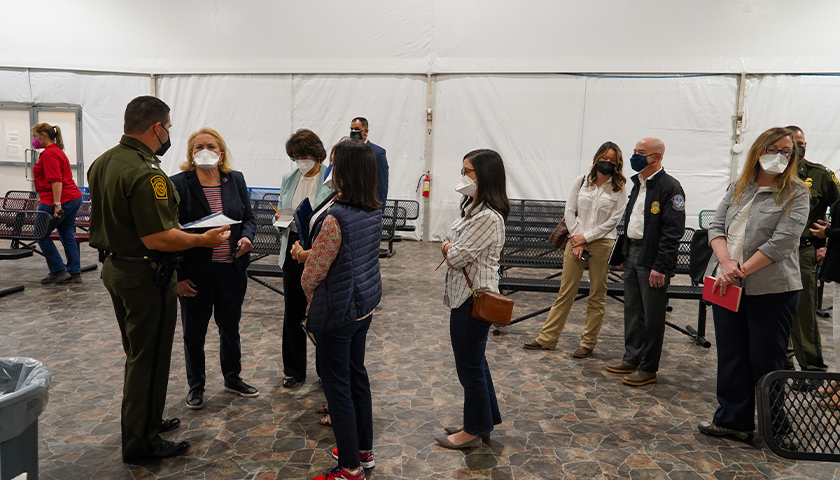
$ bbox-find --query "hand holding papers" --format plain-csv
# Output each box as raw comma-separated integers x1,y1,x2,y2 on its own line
272,208,296,229
182,212,242,229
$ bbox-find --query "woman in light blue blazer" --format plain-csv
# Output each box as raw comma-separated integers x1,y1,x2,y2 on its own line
278,129,333,388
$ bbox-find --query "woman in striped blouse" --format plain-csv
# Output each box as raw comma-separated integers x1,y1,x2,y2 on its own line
436,149,510,449
171,128,259,411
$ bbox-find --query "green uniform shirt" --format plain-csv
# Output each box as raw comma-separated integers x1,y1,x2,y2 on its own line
797,159,840,240
88,135,180,256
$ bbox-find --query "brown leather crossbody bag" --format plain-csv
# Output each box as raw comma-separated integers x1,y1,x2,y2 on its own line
461,268,514,325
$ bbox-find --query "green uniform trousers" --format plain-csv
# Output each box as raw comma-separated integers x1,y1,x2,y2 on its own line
102,258,178,458
786,245,828,371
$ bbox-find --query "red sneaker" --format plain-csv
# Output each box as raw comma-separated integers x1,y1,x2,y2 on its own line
311,465,366,480
331,448,375,469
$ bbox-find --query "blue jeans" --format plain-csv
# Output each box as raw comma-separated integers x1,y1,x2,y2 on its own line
37,196,82,275
317,316,373,469
450,298,502,436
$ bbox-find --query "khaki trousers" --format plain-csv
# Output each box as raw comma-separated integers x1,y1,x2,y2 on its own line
537,238,615,349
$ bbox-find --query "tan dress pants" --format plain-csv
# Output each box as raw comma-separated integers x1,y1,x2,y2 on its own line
536,238,615,349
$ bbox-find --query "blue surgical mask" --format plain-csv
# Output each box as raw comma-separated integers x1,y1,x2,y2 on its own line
629,153,650,172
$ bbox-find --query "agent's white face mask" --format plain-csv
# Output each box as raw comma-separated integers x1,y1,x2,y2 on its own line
194,149,221,169
455,174,477,196
758,153,789,175
296,159,316,174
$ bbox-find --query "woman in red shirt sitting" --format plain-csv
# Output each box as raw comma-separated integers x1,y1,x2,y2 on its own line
31,123,84,284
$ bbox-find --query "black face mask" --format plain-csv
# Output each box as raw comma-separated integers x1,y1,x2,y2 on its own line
350,130,363,141
596,161,615,176
796,144,805,161
154,124,171,156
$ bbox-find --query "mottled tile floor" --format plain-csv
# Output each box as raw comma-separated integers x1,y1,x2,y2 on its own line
2,240,839,479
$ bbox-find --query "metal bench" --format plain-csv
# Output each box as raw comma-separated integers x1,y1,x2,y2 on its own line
0,208,53,296
497,198,708,347
380,205,406,258
246,199,284,296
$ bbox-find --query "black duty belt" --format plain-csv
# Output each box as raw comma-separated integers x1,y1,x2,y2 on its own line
101,250,152,262
629,238,644,246
800,238,815,249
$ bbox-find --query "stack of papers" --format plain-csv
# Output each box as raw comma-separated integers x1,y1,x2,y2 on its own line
182,212,242,229
273,208,295,229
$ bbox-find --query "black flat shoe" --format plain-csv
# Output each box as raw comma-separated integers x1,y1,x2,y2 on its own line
123,440,190,464
283,377,302,388
159,418,181,433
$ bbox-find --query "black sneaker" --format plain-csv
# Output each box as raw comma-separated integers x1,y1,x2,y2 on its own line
224,379,259,397
62,273,83,284
41,270,71,284
186,388,204,409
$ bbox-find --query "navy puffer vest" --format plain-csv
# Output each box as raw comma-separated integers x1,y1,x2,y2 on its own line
306,203,382,336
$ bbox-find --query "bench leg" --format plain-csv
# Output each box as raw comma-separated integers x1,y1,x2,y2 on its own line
247,274,285,296
0,285,25,297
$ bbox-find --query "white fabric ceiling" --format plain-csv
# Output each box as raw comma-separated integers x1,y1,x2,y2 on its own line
3,1,840,74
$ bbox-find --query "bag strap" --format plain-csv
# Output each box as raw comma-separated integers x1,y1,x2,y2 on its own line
461,268,478,298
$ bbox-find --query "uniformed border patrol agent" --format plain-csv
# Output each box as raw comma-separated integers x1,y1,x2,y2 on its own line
605,137,686,387
786,125,840,374
88,96,230,463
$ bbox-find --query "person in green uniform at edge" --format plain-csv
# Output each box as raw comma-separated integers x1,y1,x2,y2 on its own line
88,96,231,463
786,124,840,383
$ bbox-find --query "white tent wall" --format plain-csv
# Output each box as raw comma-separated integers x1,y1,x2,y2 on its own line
0,69,151,185
740,75,840,176
429,74,737,240
156,74,428,239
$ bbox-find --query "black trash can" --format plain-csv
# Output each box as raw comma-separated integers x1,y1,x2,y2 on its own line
0,358,50,480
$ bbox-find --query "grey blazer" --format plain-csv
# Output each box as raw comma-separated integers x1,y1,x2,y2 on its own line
705,181,809,295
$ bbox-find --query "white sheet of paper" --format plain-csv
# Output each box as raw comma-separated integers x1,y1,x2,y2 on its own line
272,208,295,229
7,131,19,143
182,212,241,229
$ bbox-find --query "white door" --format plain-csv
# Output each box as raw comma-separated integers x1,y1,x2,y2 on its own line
36,109,83,187
0,107,35,196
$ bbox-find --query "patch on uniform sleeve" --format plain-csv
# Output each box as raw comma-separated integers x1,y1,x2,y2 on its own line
805,177,813,188
150,175,168,200
832,171,840,186
672,194,685,212
650,201,661,214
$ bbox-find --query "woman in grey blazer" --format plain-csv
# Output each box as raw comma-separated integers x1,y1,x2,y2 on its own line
698,127,808,447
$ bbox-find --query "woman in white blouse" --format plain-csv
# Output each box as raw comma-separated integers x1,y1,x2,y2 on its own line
524,142,627,357
436,149,509,450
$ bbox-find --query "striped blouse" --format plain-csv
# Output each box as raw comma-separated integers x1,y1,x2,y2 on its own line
443,205,506,308
203,185,233,263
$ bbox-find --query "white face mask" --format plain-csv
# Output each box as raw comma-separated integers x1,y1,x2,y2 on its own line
193,149,221,170
323,167,334,189
758,153,789,175
296,159,316,175
455,174,477,196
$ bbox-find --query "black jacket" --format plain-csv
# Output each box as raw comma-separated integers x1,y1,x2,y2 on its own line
170,170,256,279
620,169,686,275
820,199,840,283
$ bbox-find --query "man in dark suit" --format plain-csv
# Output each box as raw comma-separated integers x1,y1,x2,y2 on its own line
351,117,389,209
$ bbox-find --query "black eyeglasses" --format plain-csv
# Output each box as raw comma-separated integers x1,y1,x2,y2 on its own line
765,146,793,158
461,167,475,175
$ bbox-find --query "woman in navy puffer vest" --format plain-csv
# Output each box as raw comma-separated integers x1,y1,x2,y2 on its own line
302,139,382,480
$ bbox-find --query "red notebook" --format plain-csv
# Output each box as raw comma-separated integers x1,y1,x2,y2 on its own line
702,276,743,312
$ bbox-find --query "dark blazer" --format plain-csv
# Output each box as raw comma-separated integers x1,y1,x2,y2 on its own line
820,198,840,283
170,170,256,278
367,141,389,208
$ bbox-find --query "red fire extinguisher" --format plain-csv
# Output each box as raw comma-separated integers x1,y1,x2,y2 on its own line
418,171,431,198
